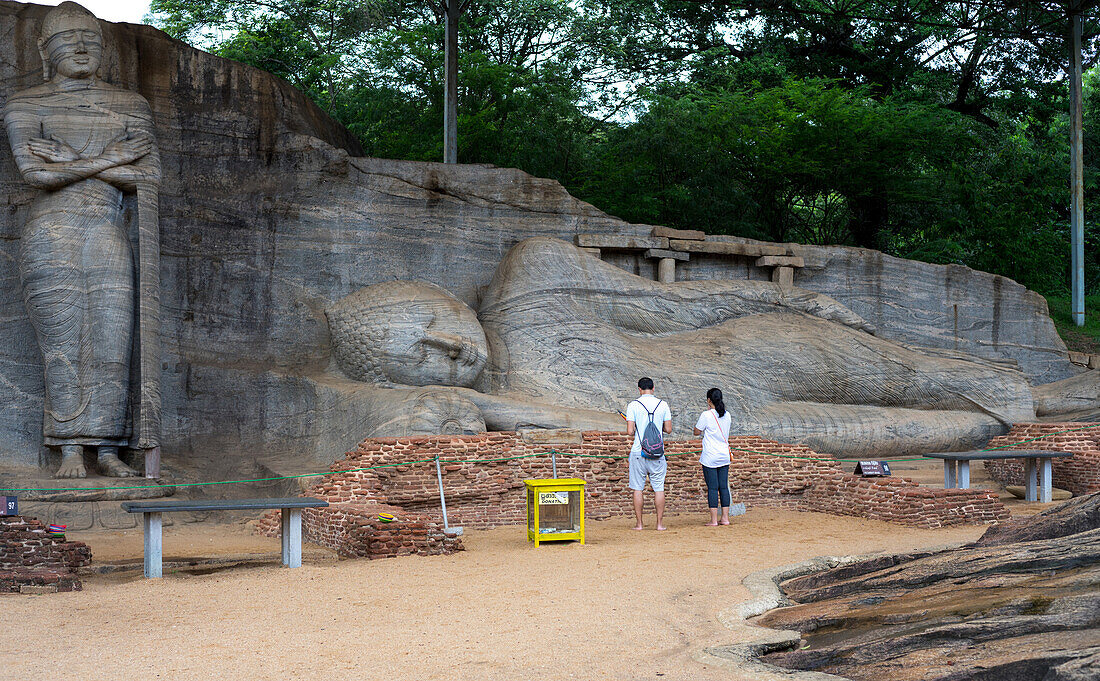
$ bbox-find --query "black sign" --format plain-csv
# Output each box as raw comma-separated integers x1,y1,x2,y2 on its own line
1,496,16,516
855,461,891,477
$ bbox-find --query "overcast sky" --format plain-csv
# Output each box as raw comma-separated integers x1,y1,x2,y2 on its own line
39,0,153,24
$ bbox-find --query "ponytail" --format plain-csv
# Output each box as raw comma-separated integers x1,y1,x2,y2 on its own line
707,387,726,418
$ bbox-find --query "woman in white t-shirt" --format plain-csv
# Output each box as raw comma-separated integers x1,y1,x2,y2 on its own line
693,388,733,526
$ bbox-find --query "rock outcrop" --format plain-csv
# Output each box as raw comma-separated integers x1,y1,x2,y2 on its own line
758,493,1100,681
0,1,1079,477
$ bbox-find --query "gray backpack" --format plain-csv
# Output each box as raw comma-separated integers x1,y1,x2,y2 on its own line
633,399,666,459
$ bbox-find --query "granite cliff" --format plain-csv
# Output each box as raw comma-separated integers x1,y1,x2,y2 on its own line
759,493,1100,681
0,1,1078,477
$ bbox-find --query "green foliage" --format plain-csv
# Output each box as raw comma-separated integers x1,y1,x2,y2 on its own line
1045,295,1100,354
148,0,1100,297
151,0,397,109
584,78,978,246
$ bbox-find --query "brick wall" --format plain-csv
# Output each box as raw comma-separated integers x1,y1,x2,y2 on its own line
256,503,463,559
985,423,1100,495
265,432,1007,556
1,516,91,593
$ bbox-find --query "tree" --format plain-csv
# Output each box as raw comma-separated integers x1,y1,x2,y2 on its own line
151,0,403,110
583,79,981,244
571,1,1100,248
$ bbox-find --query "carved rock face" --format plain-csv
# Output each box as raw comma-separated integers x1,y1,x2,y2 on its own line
39,3,103,80
43,28,102,79
366,389,487,437
326,280,488,388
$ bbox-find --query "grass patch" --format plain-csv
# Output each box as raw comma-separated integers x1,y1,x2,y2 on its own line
1045,295,1100,354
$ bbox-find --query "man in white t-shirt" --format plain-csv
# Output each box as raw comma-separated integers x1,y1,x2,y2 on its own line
625,377,672,530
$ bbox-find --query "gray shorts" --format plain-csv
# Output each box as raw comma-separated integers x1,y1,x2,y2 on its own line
629,455,667,492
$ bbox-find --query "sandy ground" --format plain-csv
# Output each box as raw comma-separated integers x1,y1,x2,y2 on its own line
1,509,988,681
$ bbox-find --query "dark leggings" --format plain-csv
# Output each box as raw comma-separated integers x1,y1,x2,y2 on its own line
702,465,730,509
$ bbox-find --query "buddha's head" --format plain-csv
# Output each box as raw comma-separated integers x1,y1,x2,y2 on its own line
38,2,103,81
326,280,489,388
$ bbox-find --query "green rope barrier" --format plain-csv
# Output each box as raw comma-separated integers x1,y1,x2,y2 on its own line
728,447,928,463
438,453,546,464
0,457,445,493
4,422,1098,493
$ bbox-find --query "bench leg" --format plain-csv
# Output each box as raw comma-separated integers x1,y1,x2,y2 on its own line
1025,458,1038,502
281,508,303,568
144,512,162,579
281,508,290,565
957,460,970,489
943,460,957,489
1039,458,1053,503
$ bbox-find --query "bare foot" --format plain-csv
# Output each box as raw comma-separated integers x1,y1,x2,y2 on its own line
704,522,719,526
719,519,730,525
632,525,645,531
98,453,139,477
56,452,86,479
656,525,667,531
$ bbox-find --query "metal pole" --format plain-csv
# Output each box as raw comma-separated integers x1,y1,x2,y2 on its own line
551,450,557,478
443,0,459,163
435,455,450,530
1069,4,1085,326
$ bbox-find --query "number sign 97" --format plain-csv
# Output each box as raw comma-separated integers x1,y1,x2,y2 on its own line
1,496,17,516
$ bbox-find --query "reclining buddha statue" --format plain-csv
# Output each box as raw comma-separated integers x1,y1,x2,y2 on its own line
326,237,1035,456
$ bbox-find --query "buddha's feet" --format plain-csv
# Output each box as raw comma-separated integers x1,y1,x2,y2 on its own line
56,450,87,479
98,451,139,477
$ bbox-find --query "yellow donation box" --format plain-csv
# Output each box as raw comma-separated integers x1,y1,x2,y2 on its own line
524,478,585,546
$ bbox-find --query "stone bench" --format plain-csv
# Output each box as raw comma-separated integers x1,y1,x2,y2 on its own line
923,450,1073,503
121,497,328,578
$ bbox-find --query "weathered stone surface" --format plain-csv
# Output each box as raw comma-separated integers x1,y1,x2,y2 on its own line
673,239,1074,385
670,238,788,256
574,233,668,249
785,244,1076,386
0,3,633,471
3,2,157,479
0,468,173,501
473,238,1032,455
756,255,805,267
758,493,1100,681
327,281,488,388
0,1,367,469
976,491,1100,546
1032,370,1100,417
1045,650,1100,681
316,237,1038,455
656,257,676,283
651,225,704,240
771,266,795,288
644,248,690,261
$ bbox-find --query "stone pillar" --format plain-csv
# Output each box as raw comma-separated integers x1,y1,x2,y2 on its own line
772,266,794,288
658,258,676,283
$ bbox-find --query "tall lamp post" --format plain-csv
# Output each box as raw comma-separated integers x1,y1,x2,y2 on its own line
439,0,469,164
1069,1,1086,326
